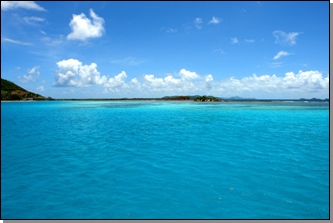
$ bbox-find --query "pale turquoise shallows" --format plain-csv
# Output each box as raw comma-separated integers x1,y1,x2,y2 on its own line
1,101,329,219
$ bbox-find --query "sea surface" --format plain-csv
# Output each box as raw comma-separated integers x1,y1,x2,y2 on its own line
1,101,329,219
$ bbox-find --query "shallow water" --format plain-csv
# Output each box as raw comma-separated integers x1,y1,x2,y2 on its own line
1,101,329,219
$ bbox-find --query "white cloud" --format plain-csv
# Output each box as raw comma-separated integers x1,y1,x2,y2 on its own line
141,69,201,93
140,70,329,98
205,74,213,82
19,66,40,82
273,30,300,45
273,50,290,60
28,66,39,74
194,17,203,29
179,68,200,80
104,71,128,91
138,69,327,98
143,74,166,90
231,37,238,44
36,86,44,91
23,16,45,23
208,16,221,24
216,70,328,97
245,39,255,43
54,59,153,93
205,74,214,89
1,37,32,45
129,78,141,90
164,75,182,86
67,9,105,41
1,1,46,11
54,59,107,87
53,61,328,98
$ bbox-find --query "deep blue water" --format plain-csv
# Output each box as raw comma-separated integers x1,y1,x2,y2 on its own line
1,101,329,219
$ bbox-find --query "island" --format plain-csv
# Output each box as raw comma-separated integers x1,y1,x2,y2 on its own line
162,95,222,102
1,78,51,101
194,95,220,102
299,97,329,102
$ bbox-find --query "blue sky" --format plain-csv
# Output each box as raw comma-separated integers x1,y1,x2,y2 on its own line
1,1,329,99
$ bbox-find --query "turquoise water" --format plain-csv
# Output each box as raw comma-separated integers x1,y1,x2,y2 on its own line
1,101,329,219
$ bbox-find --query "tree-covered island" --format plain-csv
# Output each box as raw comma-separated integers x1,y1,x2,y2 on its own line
1,78,51,101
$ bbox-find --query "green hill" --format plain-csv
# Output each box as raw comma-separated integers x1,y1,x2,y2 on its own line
162,95,221,102
1,78,47,100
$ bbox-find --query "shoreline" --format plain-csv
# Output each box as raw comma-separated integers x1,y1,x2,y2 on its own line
1,100,36,102
1,99,329,103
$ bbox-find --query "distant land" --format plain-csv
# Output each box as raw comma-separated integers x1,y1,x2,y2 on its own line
0,78,328,102
299,97,329,102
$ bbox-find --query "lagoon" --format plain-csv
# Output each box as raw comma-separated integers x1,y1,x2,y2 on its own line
1,101,329,219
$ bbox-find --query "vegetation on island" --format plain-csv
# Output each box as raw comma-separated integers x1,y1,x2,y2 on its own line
162,95,221,101
162,96,191,100
194,95,220,102
1,78,51,101
299,97,329,102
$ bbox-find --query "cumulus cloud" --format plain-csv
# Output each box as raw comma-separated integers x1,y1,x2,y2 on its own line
273,50,290,60
142,75,189,93
179,68,200,80
141,69,202,93
67,9,105,41
208,16,221,24
1,1,46,11
273,30,300,45
205,74,214,89
54,59,107,87
19,66,40,82
231,37,238,44
129,78,141,90
217,70,328,97
137,70,329,98
52,60,328,98
138,69,327,98
194,17,203,29
143,74,167,90
1,37,32,45
104,71,127,90
54,59,139,93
